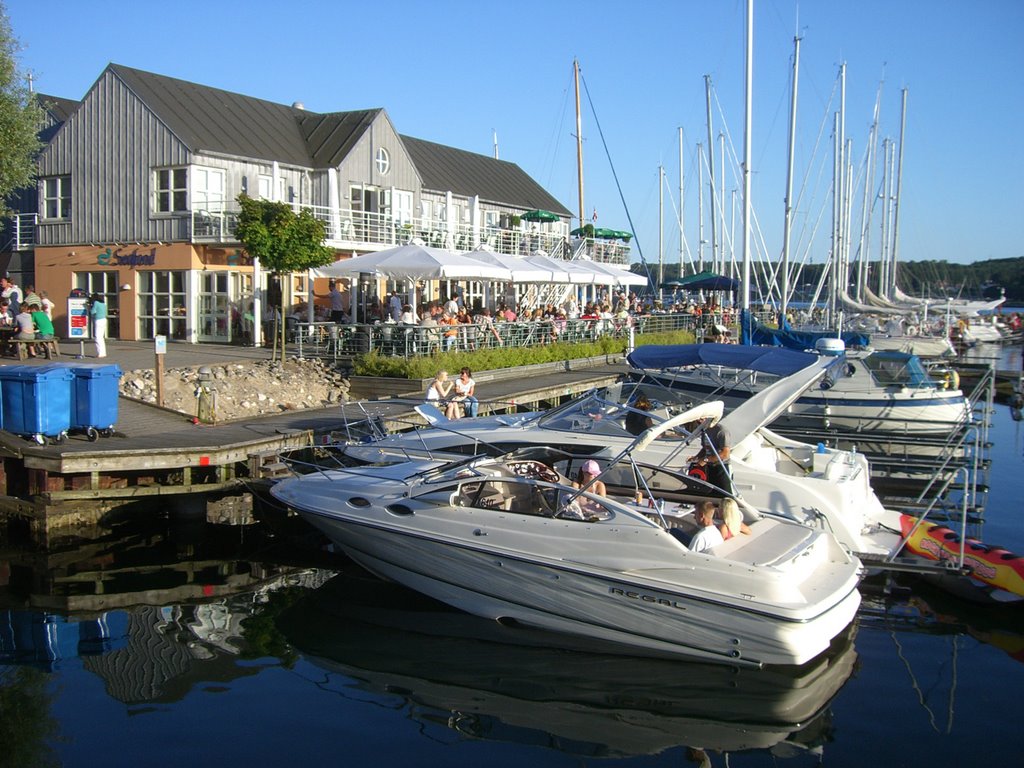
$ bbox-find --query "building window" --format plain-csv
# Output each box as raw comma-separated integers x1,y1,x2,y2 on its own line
258,174,273,200
192,166,225,211
73,271,119,338
139,270,188,340
42,176,72,220
155,168,188,213
375,147,390,176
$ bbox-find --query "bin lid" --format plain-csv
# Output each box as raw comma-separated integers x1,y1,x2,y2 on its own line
0,364,75,380
67,364,123,378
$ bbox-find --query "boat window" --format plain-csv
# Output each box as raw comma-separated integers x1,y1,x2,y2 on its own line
863,352,934,388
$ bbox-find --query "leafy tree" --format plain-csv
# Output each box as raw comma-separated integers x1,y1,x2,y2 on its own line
234,194,335,362
0,2,44,216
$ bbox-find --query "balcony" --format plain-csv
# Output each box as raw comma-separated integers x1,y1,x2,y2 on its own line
5,213,37,251
188,203,616,263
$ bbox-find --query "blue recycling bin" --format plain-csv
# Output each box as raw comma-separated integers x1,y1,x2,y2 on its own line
68,364,122,439
0,364,74,443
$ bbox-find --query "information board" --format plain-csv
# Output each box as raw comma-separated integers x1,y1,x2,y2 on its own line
68,297,90,339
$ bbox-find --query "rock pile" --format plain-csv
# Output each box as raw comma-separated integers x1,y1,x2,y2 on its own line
120,358,351,421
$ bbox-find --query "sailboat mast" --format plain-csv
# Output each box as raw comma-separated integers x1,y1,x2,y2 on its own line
705,75,718,272
891,88,908,289
781,32,801,319
697,143,705,272
574,59,585,232
659,165,665,288
741,0,753,312
679,127,685,276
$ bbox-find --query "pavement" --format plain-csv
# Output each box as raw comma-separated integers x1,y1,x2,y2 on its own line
0,339,278,373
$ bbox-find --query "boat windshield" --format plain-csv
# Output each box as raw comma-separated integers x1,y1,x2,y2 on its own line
862,352,935,389
536,389,697,442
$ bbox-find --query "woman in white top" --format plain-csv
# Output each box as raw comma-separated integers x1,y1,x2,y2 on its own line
426,370,458,419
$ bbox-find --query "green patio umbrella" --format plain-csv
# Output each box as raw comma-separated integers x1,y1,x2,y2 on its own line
521,209,560,222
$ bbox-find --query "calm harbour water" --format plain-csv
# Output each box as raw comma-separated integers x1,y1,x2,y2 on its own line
3,348,1023,767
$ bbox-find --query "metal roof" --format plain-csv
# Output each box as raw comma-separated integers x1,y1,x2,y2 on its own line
400,135,571,216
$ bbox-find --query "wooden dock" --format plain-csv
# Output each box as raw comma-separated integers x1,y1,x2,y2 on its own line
0,360,625,543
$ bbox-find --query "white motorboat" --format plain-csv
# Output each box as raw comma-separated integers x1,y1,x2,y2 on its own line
345,353,905,561
271,440,862,667
626,343,972,437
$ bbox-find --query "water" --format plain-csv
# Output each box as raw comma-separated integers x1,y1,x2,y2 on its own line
3,376,1022,767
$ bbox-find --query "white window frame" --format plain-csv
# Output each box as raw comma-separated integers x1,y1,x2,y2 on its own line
192,166,226,212
258,174,273,200
375,147,391,176
42,175,72,220
154,168,188,213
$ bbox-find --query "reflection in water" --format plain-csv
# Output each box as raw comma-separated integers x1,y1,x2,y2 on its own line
278,573,859,760
861,575,1024,665
1,515,339,706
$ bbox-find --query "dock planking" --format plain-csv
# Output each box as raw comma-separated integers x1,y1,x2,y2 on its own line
0,362,625,542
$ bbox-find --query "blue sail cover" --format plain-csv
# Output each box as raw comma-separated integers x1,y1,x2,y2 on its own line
626,343,820,377
739,310,870,350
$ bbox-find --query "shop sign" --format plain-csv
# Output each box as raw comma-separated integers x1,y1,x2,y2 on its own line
97,246,157,268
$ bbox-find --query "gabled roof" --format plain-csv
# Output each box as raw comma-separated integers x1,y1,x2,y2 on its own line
95,64,569,213
400,135,571,216
35,93,79,123
109,63,378,167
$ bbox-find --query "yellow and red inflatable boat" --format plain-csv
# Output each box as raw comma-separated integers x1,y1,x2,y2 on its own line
900,514,1024,600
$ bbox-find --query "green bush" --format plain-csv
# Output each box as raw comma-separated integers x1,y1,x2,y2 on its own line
351,330,695,378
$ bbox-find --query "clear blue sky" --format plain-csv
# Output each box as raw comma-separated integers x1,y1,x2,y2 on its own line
9,0,1023,270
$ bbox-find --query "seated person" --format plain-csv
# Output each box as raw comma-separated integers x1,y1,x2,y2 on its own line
425,369,460,420
688,501,724,553
572,459,607,496
718,498,751,540
625,396,655,436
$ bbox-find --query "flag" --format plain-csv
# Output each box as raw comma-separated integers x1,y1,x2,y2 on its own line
591,208,598,222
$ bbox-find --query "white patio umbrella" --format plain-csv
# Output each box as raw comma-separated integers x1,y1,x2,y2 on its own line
463,246,562,283
524,251,592,284
313,242,511,281
580,257,648,287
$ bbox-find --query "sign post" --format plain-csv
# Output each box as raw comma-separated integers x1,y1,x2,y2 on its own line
67,294,90,359
154,335,167,408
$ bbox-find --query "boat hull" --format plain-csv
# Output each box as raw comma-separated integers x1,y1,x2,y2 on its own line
293,507,860,668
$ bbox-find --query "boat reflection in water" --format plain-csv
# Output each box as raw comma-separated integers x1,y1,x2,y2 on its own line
279,573,859,760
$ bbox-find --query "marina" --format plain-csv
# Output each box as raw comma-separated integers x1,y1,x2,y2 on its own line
2,385,1023,765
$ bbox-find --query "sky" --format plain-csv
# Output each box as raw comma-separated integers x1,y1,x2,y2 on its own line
7,0,1023,272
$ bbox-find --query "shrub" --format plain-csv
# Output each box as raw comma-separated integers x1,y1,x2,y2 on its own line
351,330,695,378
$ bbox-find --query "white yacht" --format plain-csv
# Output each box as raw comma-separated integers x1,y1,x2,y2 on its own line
345,354,905,561
626,343,972,437
271,443,862,668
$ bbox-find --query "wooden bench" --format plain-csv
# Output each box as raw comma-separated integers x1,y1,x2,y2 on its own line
10,338,61,360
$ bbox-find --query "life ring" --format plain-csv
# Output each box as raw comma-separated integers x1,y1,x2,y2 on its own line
688,464,708,482
906,325,919,336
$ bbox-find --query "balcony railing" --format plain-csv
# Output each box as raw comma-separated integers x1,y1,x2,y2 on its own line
189,202,628,264
8,204,630,266
8,213,37,251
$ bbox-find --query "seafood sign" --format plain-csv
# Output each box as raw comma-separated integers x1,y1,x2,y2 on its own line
899,514,1024,598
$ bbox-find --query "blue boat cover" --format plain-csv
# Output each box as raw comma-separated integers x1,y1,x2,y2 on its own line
626,343,820,377
739,310,871,350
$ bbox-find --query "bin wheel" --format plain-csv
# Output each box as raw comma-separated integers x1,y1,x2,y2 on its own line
86,427,99,442
101,428,115,438
54,432,68,445
33,434,45,445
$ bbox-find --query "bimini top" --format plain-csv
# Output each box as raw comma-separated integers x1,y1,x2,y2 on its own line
626,343,820,378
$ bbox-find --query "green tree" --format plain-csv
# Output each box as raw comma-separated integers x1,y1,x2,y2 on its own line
0,2,43,215
234,194,335,362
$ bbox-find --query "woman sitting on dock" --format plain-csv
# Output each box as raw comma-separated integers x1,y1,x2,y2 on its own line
426,370,459,420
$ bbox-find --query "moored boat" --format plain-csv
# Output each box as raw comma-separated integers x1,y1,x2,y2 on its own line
271,443,862,667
